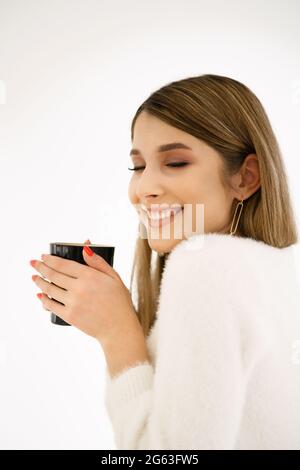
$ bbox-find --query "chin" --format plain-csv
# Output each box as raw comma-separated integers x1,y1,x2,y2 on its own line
148,237,184,255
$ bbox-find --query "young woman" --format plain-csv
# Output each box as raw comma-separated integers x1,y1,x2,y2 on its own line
31,74,300,450
105,74,300,450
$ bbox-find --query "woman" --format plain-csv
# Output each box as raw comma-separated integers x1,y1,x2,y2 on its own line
31,74,300,450
105,74,300,450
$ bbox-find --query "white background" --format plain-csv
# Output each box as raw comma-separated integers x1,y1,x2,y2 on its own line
0,0,299,449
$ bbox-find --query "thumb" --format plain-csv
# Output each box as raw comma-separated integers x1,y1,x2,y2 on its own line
82,244,119,281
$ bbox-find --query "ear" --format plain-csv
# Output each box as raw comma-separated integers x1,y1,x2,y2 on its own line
231,154,261,199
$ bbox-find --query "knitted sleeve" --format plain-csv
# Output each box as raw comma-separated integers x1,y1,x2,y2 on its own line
104,237,267,450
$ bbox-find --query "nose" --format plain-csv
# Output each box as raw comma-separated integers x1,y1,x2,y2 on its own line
135,166,164,202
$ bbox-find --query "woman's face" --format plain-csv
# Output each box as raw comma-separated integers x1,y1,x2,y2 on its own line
128,111,236,255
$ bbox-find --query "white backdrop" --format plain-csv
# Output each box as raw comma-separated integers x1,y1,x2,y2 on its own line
0,0,299,450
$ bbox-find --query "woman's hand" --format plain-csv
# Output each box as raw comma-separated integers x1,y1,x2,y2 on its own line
30,239,140,349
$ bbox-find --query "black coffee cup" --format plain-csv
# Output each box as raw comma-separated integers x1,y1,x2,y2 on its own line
49,242,115,326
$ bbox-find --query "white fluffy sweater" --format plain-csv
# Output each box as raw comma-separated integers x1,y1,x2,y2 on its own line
104,233,300,450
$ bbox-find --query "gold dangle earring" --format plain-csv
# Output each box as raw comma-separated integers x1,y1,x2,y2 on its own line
229,197,244,235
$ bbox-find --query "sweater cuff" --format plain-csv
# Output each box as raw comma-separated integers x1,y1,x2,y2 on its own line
104,361,154,410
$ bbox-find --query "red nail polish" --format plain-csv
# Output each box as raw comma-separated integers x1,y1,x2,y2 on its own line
37,293,43,299
32,275,37,281
30,260,36,267
83,245,94,256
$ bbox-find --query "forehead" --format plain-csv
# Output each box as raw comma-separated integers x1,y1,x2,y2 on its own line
131,112,223,170
132,112,199,150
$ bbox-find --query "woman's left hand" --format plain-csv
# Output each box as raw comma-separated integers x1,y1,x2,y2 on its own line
30,240,139,348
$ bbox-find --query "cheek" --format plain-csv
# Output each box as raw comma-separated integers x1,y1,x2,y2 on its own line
184,169,226,219
195,177,229,227
128,180,137,204
190,166,224,199
182,171,210,203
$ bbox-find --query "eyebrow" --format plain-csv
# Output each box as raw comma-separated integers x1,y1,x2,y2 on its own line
130,142,193,157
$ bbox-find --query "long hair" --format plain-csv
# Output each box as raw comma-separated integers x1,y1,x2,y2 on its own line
128,74,298,337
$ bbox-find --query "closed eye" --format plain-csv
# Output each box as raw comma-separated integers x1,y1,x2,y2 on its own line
128,162,188,171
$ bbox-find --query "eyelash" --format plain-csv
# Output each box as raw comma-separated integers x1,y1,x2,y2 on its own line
128,162,188,171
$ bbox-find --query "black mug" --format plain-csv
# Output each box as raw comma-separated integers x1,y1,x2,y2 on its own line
49,242,115,326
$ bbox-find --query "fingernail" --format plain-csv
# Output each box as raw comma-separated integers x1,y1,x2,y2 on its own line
37,293,43,299
30,260,36,267
83,245,94,256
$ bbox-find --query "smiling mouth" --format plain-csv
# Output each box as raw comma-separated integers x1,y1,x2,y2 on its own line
150,205,182,216
146,206,183,228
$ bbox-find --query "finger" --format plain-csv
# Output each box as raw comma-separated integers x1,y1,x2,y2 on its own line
40,254,87,279
84,239,91,244
37,293,67,320
82,247,120,281
33,275,69,305
31,259,76,290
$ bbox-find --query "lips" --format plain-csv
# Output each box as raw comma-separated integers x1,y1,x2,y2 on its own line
147,206,182,219
141,204,182,216
146,206,183,228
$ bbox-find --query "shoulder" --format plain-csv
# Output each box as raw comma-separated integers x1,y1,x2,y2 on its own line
157,233,280,371
164,231,293,277
158,232,289,329
162,232,275,289
159,233,254,310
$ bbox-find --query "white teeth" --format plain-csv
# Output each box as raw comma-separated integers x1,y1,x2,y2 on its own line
148,210,171,220
147,207,182,220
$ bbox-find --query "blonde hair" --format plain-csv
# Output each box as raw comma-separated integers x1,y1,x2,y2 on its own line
128,74,298,337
